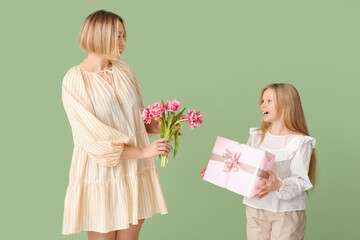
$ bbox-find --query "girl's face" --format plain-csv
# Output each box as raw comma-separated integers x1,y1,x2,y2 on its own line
260,88,281,123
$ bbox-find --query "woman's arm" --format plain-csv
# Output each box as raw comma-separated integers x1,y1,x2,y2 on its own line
120,138,173,160
62,69,131,167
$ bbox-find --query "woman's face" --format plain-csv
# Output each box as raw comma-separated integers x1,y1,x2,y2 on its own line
108,20,126,61
118,20,126,55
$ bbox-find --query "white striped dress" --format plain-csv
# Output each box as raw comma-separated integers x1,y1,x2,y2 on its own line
61,59,167,235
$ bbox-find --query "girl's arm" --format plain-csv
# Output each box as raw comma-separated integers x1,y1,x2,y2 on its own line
275,140,314,200
256,138,314,199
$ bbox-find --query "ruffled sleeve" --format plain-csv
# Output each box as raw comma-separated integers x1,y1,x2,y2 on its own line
246,128,261,146
276,136,316,200
62,68,131,167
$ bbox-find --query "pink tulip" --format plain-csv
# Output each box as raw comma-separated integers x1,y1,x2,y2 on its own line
164,99,181,112
141,106,152,124
150,101,164,120
182,110,203,129
194,111,203,127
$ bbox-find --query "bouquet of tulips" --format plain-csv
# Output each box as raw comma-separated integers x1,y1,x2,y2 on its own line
141,99,203,167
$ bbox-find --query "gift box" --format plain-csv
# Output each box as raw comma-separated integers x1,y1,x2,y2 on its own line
203,136,275,198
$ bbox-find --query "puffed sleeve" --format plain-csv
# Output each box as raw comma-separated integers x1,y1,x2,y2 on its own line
61,68,130,167
276,137,316,200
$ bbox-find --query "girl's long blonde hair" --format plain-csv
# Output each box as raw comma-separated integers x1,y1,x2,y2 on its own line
258,83,317,188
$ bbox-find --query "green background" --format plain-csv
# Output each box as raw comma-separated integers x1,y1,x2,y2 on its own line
1,0,359,239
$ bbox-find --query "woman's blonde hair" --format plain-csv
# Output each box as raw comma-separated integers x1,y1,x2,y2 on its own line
79,10,126,57
258,83,317,188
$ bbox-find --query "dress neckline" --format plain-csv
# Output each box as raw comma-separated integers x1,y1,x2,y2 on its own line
267,131,292,137
77,61,114,73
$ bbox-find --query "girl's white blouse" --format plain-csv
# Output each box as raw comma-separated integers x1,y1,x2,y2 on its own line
242,128,316,212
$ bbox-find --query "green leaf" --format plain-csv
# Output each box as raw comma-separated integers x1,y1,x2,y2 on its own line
167,124,180,140
171,107,186,129
164,126,171,139
160,117,166,138
161,99,166,119
167,112,174,131
174,130,179,158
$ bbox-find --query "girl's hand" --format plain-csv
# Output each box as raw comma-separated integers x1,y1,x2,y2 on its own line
255,170,283,199
200,166,207,178
141,138,173,158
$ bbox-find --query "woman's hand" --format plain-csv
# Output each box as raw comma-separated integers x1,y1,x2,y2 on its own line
145,121,183,136
145,119,162,134
200,166,207,178
141,138,173,158
255,170,283,199
177,125,183,136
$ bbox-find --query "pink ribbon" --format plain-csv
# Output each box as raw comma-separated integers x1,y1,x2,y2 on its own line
210,150,269,179
222,149,241,172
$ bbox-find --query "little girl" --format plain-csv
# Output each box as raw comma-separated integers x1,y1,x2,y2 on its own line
201,83,316,240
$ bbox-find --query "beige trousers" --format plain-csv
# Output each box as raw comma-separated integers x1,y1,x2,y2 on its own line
246,206,306,240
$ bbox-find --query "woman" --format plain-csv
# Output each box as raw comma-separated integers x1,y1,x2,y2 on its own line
61,10,173,240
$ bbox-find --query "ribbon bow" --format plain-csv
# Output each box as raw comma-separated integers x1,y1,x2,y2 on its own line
222,149,241,172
